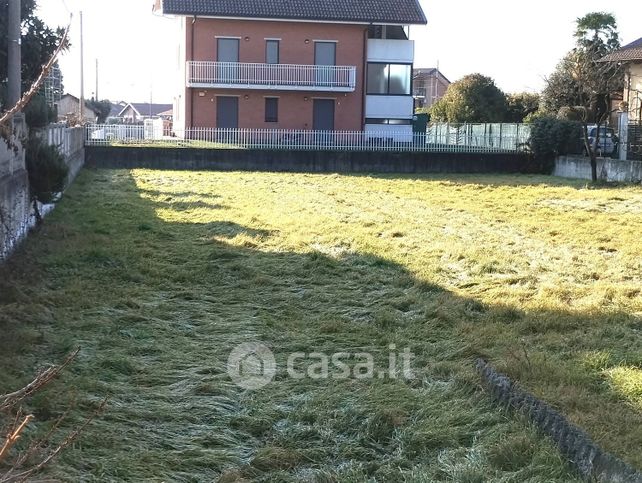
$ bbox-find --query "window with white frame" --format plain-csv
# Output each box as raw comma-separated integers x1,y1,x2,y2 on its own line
367,63,412,95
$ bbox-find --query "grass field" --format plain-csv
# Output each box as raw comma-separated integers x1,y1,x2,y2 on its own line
1,169,641,482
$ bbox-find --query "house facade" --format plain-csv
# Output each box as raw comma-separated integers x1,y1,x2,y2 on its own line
118,103,174,124
602,37,642,123
56,94,98,123
156,0,427,137
413,68,450,110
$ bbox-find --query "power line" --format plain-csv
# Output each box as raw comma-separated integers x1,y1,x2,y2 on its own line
60,0,71,15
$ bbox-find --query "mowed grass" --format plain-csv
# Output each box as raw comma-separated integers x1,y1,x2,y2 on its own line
1,169,641,482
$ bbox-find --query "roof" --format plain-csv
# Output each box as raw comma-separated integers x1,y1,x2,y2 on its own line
413,68,451,84
600,37,642,62
119,103,173,118
162,0,427,25
109,102,127,118
158,108,174,117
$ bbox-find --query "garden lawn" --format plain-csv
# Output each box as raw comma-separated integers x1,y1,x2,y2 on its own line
1,169,641,482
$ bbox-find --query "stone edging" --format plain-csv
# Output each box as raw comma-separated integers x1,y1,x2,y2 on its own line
475,359,642,482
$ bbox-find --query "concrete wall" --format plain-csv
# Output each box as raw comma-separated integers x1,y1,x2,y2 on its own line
554,155,642,183
184,18,367,130
0,116,31,261
64,127,86,184
86,146,533,174
1,122,85,262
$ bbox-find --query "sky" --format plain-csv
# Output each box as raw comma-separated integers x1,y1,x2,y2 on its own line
36,0,642,104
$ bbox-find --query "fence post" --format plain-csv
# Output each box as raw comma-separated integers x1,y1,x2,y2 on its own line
618,111,629,161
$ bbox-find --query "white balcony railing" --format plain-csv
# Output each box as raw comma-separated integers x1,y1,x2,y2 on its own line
187,61,356,92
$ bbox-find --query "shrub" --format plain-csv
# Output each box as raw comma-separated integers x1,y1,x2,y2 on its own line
25,135,68,207
24,94,56,129
526,116,583,172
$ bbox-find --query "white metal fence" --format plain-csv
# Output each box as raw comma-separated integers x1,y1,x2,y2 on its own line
85,123,530,153
187,61,357,91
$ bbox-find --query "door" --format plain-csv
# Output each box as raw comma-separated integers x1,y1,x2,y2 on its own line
265,40,280,85
313,99,334,131
217,96,238,129
314,42,336,86
217,38,240,84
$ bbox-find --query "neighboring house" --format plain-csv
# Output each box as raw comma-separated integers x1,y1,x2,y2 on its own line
118,103,174,124
155,0,427,137
107,101,128,122
55,94,99,123
413,68,450,110
157,108,174,121
601,37,642,123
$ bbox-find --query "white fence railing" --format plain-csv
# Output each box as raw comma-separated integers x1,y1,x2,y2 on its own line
36,123,84,157
86,123,530,153
187,61,357,91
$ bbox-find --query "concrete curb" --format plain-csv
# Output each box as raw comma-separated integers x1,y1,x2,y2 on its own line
475,359,642,482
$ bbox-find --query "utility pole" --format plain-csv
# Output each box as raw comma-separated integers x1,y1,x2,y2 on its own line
8,0,22,111
95,59,99,101
79,11,85,122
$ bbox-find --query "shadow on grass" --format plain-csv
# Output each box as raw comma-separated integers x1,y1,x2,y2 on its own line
0,169,639,481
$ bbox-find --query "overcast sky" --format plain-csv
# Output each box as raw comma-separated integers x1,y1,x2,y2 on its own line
36,0,642,104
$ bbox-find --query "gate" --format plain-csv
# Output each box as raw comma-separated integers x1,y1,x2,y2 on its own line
628,123,642,161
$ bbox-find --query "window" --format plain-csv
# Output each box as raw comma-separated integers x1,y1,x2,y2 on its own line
366,118,412,125
314,42,336,66
266,40,279,64
217,38,239,62
367,64,387,94
367,25,408,40
265,98,278,122
366,63,412,95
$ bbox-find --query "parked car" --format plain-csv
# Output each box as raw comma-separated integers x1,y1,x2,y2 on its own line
583,125,618,157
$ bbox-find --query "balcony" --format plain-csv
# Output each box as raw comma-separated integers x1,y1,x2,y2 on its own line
366,95,415,119
367,39,414,63
187,61,356,92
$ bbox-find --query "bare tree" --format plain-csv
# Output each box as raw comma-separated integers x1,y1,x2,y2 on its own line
0,350,106,482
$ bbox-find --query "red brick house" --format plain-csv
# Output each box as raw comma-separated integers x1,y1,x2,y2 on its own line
413,68,450,110
155,0,427,136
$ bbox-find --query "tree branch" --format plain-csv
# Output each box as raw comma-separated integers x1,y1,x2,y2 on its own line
0,16,71,125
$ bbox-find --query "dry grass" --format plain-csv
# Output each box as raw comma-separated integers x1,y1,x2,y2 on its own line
0,169,641,481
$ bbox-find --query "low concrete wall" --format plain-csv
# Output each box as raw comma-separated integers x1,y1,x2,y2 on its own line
554,155,642,183
86,146,534,174
35,125,85,184
62,127,85,184
0,116,31,261
1,123,85,262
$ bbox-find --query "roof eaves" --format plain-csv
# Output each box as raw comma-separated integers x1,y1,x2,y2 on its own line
118,103,141,117
162,0,427,25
